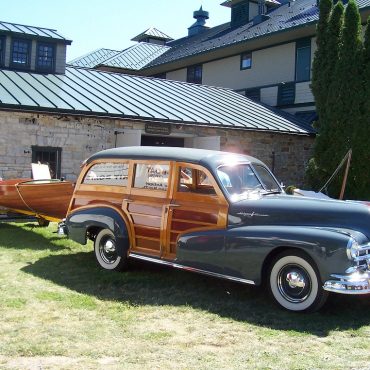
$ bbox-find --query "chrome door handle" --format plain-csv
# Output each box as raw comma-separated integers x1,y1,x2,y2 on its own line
168,204,180,207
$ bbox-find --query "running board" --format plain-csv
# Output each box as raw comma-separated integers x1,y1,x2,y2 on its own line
129,253,255,286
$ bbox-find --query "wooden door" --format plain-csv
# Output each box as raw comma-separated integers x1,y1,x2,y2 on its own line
123,160,173,258
164,163,228,260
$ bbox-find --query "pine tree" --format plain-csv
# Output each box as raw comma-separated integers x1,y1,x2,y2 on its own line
306,1,343,192
313,2,345,187
311,0,333,127
351,17,370,199
331,0,364,198
307,0,367,199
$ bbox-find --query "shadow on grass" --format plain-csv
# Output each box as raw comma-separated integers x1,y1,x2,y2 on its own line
0,223,69,251
22,250,370,336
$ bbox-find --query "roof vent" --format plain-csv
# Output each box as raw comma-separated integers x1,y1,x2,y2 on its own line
188,6,210,36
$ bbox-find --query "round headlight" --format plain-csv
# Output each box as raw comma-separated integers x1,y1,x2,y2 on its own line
347,238,360,260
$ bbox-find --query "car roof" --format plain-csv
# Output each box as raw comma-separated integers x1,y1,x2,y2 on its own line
86,146,265,168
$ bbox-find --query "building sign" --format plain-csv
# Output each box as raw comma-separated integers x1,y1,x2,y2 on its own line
145,123,171,136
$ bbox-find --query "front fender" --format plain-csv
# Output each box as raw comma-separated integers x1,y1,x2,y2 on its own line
66,206,130,257
225,225,356,284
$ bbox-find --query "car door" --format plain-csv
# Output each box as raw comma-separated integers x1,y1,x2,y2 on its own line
164,162,229,272
123,160,173,258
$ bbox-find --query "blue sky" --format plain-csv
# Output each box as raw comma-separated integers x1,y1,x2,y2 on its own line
2,0,230,61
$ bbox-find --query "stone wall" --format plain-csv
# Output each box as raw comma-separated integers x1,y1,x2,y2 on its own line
0,111,314,186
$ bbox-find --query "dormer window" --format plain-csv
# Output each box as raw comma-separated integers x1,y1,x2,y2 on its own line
11,39,31,68
37,42,55,72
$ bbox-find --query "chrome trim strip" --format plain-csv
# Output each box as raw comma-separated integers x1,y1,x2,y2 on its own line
129,253,255,285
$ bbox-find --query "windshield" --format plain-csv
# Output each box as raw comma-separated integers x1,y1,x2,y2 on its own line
216,163,281,200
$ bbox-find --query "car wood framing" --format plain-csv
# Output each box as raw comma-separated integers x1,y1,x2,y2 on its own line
64,146,370,312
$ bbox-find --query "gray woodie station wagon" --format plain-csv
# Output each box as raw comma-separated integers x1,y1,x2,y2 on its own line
65,147,370,312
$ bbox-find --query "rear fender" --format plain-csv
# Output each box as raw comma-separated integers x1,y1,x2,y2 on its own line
66,206,130,257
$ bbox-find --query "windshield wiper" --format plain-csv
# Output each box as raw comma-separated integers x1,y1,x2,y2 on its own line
261,190,282,195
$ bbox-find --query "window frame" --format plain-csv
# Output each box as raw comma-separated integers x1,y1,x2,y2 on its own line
240,52,252,70
10,38,32,69
186,64,203,84
31,146,62,179
295,38,311,82
36,41,56,73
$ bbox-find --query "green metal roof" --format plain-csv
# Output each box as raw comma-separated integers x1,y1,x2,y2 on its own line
68,48,120,68
0,66,314,135
131,27,173,42
100,43,171,70
0,20,72,44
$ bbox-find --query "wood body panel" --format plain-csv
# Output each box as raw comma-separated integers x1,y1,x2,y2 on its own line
70,158,229,261
0,179,74,220
164,163,229,259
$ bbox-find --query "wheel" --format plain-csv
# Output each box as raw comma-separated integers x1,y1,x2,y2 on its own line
268,251,328,312
94,229,128,271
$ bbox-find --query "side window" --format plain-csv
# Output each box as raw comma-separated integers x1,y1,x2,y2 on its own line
83,163,129,186
134,163,169,191
295,38,311,82
37,42,55,72
11,39,31,68
179,167,216,195
187,65,202,84
240,52,252,70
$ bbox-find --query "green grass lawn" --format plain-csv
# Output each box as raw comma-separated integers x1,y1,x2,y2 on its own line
0,222,369,369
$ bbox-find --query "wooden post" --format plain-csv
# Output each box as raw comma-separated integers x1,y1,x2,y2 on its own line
339,149,352,200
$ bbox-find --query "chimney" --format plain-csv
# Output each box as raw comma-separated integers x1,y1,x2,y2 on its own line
188,6,210,36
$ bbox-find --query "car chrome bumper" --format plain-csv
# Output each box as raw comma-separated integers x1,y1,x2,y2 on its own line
323,267,370,294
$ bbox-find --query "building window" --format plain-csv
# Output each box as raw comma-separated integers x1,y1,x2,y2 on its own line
37,42,55,72
0,37,5,67
240,52,252,70
11,39,31,68
295,38,311,82
31,146,62,179
245,88,260,101
277,82,295,106
187,65,202,84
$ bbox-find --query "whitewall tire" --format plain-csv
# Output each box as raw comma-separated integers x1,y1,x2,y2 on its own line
269,251,328,312
94,229,128,271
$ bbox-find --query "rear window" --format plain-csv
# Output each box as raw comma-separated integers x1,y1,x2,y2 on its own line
83,163,129,186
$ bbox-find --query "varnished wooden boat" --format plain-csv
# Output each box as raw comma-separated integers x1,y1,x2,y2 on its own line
0,179,74,222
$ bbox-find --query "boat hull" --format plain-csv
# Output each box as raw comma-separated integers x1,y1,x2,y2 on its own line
0,179,74,221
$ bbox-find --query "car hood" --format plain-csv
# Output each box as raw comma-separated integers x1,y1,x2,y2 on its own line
228,194,370,240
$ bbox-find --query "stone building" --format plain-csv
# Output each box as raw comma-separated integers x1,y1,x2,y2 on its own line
0,20,314,186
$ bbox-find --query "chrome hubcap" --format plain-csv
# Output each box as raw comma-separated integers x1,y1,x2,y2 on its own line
286,271,306,289
99,236,117,264
277,264,311,303
104,240,115,254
